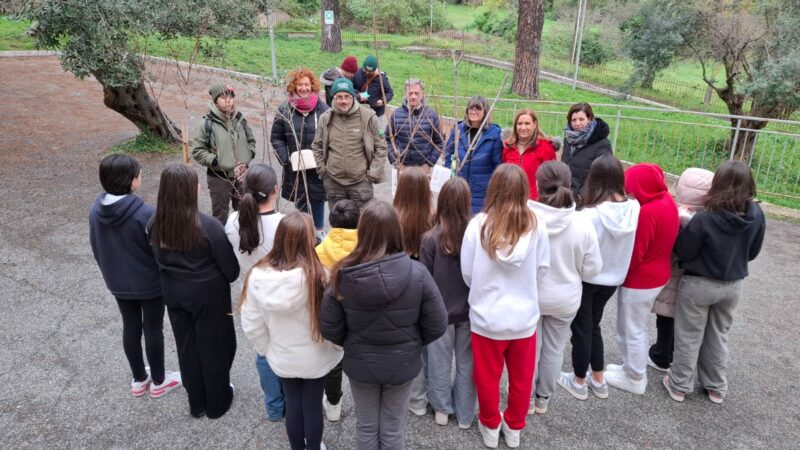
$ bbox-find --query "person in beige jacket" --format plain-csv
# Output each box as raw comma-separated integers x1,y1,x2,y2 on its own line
312,77,387,211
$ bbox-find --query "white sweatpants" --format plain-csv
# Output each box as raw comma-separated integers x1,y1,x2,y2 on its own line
616,286,665,379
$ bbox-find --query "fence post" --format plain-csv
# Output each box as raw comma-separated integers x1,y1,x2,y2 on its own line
612,106,621,152
729,118,742,160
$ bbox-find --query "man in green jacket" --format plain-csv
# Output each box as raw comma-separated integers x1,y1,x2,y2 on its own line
312,78,387,212
191,84,256,224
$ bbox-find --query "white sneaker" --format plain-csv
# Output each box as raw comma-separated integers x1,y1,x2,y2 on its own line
529,396,549,415
409,405,427,416
149,371,182,399
500,414,520,448
323,394,342,422
130,375,151,397
606,363,624,372
320,442,326,450
458,421,472,430
606,370,647,395
434,410,449,426
478,421,500,448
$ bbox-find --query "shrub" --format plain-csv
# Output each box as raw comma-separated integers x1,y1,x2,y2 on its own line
471,9,517,41
341,0,451,34
579,30,612,66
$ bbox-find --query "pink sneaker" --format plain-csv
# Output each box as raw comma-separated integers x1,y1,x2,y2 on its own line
131,376,151,397
149,371,182,399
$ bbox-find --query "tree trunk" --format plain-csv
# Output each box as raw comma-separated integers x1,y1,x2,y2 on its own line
512,0,544,98
102,83,181,144
728,118,768,162
640,69,656,89
321,0,342,53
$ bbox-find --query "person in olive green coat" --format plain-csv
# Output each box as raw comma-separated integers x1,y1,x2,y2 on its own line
192,84,256,224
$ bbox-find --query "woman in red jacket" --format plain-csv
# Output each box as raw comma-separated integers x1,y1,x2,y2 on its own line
502,109,557,200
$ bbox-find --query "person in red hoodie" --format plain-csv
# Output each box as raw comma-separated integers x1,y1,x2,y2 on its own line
502,109,557,200
606,163,679,395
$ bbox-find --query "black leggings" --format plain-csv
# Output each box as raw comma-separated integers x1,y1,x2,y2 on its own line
116,297,165,384
649,314,674,368
280,377,325,450
570,283,617,377
324,362,343,405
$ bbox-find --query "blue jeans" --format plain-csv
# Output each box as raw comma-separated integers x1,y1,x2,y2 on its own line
256,354,285,420
296,196,326,230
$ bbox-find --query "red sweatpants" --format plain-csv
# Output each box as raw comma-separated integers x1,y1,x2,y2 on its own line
471,332,537,430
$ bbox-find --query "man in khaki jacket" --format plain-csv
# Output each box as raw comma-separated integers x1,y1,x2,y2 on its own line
312,78,387,211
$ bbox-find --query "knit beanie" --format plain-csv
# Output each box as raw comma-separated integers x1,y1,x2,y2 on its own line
209,84,235,102
331,78,355,97
676,168,714,209
340,56,358,74
363,55,378,71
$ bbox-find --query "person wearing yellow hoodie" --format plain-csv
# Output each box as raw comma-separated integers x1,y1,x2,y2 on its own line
314,198,359,422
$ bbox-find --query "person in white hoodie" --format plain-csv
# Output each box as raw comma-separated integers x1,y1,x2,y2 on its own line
558,155,639,401
461,164,549,449
240,212,343,450
528,161,602,415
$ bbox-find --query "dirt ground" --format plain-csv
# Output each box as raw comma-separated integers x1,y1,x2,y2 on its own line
2,55,800,449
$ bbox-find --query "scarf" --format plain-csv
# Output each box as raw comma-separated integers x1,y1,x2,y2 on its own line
565,119,597,156
289,94,318,113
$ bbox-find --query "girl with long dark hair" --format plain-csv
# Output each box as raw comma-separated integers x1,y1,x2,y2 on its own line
420,177,477,429
319,201,447,450
148,164,239,419
664,161,765,404
240,212,343,450
558,155,639,402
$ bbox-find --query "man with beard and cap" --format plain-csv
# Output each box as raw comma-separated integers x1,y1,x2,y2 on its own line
191,83,256,224
312,77,387,212
385,78,443,178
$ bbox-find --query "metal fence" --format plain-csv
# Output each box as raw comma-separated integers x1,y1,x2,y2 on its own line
425,95,800,208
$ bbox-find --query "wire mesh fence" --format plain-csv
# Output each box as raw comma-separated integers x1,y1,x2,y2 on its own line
425,95,800,208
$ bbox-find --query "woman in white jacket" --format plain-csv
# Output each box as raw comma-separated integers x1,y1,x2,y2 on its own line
240,212,343,450
528,161,602,415
461,164,549,449
559,155,639,401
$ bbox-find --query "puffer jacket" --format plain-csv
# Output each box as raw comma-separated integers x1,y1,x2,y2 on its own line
561,118,612,200
386,99,443,167
443,122,504,214
191,102,256,178
319,253,447,385
315,227,358,269
270,100,329,203
352,69,394,116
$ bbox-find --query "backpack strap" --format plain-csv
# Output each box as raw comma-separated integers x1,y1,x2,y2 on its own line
204,116,214,150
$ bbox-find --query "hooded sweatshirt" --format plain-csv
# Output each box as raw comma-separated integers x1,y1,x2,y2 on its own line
623,163,680,289
676,201,765,281
315,227,358,269
242,267,343,379
461,213,550,340
578,199,640,286
319,253,447,385
89,194,161,300
528,201,602,316
225,210,285,276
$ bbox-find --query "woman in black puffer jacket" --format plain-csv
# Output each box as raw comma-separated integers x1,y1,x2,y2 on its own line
560,103,613,203
271,67,329,239
320,201,447,449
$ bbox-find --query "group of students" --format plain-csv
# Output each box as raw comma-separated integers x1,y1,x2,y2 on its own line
90,135,765,450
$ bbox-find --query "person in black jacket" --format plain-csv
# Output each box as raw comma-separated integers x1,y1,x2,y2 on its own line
560,103,613,203
89,154,182,399
148,164,240,419
352,55,394,130
664,161,766,404
319,201,447,450
271,67,329,241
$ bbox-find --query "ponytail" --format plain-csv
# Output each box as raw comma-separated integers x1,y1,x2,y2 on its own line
536,161,574,209
238,192,262,254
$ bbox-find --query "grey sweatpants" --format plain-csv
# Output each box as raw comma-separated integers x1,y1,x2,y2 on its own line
349,378,414,450
409,347,428,411
426,321,476,426
669,275,743,398
533,312,576,399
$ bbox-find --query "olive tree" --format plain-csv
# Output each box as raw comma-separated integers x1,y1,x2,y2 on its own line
24,0,259,143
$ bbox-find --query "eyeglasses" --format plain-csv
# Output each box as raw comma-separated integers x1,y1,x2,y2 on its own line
468,106,483,112
333,95,352,101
